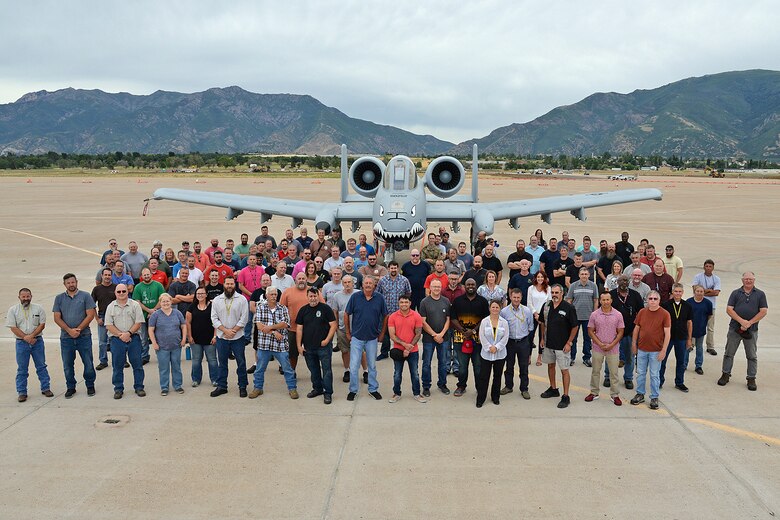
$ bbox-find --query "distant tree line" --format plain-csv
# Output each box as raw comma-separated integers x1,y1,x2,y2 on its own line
0,150,778,171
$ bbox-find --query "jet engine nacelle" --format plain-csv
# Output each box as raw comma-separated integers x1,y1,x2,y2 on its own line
425,156,465,198
349,157,385,198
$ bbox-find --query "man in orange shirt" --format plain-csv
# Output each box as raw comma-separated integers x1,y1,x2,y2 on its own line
203,251,234,285
388,294,427,403
281,273,323,370
424,259,449,296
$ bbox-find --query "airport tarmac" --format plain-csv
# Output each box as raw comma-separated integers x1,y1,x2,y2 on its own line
0,174,778,519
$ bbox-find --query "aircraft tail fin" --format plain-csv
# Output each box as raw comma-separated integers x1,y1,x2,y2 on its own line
471,144,479,203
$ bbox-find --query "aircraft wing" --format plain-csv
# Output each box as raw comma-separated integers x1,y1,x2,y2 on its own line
426,188,663,224
152,188,373,223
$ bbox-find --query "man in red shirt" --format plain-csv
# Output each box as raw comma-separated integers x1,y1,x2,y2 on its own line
388,294,427,403
148,258,169,289
203,251,234,285
424,260,449,297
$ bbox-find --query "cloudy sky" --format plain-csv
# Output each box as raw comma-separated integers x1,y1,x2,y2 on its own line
2,1,778,143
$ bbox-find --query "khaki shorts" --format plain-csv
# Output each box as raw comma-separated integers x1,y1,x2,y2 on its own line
336,330,350,353
542,348,571,369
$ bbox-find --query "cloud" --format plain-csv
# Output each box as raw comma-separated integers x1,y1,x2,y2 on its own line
1,0,778,143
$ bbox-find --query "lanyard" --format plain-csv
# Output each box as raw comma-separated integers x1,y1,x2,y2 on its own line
672,301,682,319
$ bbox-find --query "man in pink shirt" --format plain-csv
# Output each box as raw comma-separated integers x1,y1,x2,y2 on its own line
237,255,265,301
586,292,625,405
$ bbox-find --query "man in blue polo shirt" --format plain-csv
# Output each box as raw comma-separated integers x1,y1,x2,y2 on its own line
52,273,97,398
344,276,387,401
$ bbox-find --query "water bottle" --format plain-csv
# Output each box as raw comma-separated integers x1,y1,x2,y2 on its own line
185,345,192,360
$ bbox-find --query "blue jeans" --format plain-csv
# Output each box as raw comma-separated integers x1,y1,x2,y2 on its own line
688,336,704,370
60,335,96,390
605,336,634,382
350,338,378,393
216,338,248,390
110,335,144,392
16,337,50,395
156,348,183,390
254,350,297,390
190,342,218,384
304,347,333,396
138,322,150,360
661,339,687,387
422,339,449,389
571,320,592,362
444,330,459,373
97,319,109,365
392,351,421,396
636,349,662,399
243,320,253,346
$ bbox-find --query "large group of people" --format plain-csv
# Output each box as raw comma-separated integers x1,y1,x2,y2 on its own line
7,226,768,409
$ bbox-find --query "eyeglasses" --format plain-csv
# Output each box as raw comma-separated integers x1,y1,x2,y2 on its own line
115,290,127,294
647,297,660,300
410,254,420,257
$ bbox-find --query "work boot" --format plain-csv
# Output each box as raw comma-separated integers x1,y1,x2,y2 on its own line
747,378,757,391
717,372,730,386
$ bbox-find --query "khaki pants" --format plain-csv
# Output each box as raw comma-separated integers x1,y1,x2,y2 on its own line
591,351,620,397
706,314,715,350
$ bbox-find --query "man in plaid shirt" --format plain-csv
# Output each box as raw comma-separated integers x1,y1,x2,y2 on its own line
376,261,412,361
248,286,299,399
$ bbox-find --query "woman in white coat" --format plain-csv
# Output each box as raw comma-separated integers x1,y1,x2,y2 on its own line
476,300,510,407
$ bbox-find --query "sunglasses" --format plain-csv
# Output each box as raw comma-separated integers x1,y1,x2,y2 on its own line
647,297,660,300
410,254,420,257
116,290,127,294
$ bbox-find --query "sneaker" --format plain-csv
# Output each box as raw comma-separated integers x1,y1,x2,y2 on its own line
248,388,263,398
289,389,299,399
500,386,513,395
135,389,146,397
307,389,324,399
175,388,184,394
65,388,76,399
192,381,200,387
113,391,123,399
347,392,356,401
239,388,247,398
603,378,611,388
583,359,592,367
343,371,350,383
453,387,465,397
422,388,431,398
142,357,150,365
625,380,634,390
707,348,717,356
414,394,428,403
363,371,368,384
584,393,598,402
324,394,332,404
376,353,389,361
557,395,570,408
247,365,256,374
229,352,235,360
87,387,95,397
675,384,689,393
618,360,625,368
747,378,757,391
41,389,54,397
695,367,704,375
521,391,531,400
17,394,27,402
96,362,108,371
161,389,169,396
630,393,645,405
210,388,228,397
388,394,401,403
717,373,730,386
438,385,451,395
540,387,560,399
649,398,659,410
369,391,383,400
611,395,622,406
124,361,130,368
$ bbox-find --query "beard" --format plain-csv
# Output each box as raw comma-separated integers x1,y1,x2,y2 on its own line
224,288,235,298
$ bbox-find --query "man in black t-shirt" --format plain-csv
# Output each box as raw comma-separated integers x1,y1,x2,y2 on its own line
564,252,585,288
91,268,117,370
537,284,579,409
480,244,503,285
660,283,693,392
506,239,533,280
204,270,224,301
296,288,337,404
507,260,534,306
551,246,574,288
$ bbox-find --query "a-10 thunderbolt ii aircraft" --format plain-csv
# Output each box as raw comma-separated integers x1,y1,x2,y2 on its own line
152,144,662,255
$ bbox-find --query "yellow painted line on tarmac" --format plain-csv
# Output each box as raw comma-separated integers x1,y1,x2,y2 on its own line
681,417,780,447
0,227,101,257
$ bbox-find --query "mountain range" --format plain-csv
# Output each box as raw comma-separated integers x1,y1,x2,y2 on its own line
1,70,779,158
